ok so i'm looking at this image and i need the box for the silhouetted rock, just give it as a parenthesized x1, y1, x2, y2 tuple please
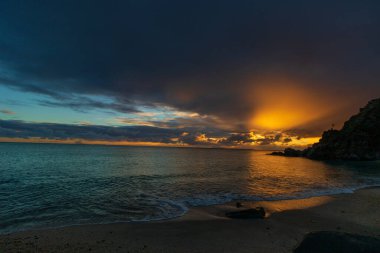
(226, 207, 265, 219)
(270, 98, 380, 160)
(294, 231, 380, 253)
(305, 98, 380, 160)
(269, 151, 285, 156)
(269, 148, 303, 157)
(284, 148, 303, 157)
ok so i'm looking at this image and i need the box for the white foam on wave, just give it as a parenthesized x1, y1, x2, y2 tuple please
(132, 198, 189, 222)
(131, 183, 380, 223)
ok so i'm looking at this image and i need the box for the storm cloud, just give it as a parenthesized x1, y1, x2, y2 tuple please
(0, 120, 184, 143)
(0, 119, 301, 147)
(1, 0, 380, 143)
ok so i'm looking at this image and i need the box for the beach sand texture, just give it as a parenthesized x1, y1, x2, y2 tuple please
(1, 187, 379, 253)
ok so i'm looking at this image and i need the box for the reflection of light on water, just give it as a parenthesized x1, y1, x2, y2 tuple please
(2, 144, 377, 234)
(245, 152, 354, 198)
(252, 196, 333, 215)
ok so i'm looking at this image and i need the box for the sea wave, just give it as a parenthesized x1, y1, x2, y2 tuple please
(131, 182, 380, 222)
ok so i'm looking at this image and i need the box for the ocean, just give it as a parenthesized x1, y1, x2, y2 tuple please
(1, 142, 380, 234)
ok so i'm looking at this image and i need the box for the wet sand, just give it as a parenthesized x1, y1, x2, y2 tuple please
(1, 187, 380, 253)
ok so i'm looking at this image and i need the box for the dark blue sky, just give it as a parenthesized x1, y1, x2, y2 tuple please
(0, 0, 379, 148)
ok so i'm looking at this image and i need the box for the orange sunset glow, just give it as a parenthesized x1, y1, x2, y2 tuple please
(248, 80, 341, 131)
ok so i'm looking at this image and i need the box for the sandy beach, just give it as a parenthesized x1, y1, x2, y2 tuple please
(1, 187, 379, 253)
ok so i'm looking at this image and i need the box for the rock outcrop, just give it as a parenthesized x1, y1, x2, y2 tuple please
(225, 207, 266, 219)
(294, 231, 380, 253)
(270, 98, 380, 160)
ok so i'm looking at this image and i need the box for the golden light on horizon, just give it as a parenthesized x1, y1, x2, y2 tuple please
(251, 109, 307, 130)
(288, 137, 321, 146)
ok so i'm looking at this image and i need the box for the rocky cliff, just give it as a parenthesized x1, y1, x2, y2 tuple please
(271, 98, 380, 160)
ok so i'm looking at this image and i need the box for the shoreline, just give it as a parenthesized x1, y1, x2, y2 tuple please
(178, 185, 380, 221)
(1, 185, 378, 236)
(1, 187, 380, 252)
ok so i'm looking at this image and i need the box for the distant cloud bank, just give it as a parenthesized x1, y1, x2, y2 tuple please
(0, 119, 319, 149)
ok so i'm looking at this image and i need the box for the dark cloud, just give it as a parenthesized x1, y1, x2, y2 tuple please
(0, 119, 230, 145)
(116, 114, 238, 132)
(219, 132, 289, 146)
(0, 119, 182, 143)
(177, 133, 206, 146)
(38, 97, 139, 114)
(1, 0, 380, 132)
(255, 133, 282, 146)
(0, 109, 15, 115)
(0, 119, 314, 148)
(221, 133, 255, 144)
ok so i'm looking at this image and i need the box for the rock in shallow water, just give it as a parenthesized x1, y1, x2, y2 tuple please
(294, 231, 380, 253)
(225, 207, 265, 219)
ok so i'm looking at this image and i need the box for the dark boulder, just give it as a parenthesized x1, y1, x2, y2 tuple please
(294, 231, 380, 253)
(284, 148, 303, 157)
(226, 207, 266, 219)
(269, 148, 304, 157)
(269, 151, 285, 156)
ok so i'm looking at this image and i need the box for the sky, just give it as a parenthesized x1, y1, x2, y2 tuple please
(0, 0, 380, 149)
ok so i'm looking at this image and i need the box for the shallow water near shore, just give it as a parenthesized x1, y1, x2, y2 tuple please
(1, 142, 380, 234)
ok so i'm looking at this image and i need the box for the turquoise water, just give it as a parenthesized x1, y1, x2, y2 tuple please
(1, 143, 380, 234)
